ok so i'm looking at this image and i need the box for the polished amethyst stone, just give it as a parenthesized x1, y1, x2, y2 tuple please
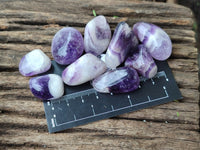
(29, 74, 64, 100)
(133, 22, 172, 61)
(51, 27, 84, 65)
(105, 22, 137, 69)
(84, 15, 111, 55)
(19, 49, 51, 76)
(62, 53, 107, 86)
(92, 67, 139, 93)
(125, 44, 157, 79)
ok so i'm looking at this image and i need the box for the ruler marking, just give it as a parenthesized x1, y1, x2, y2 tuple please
(54, 92, 170, 127)
(151, 78, 155, 85)
(91, 105, 96, 115)
(147, 96, 151, 101)
(128, 95, 133, 106)
(111, 105, 114, 110)
(74, 114, 76, 120)
(51, 118, 55, 128)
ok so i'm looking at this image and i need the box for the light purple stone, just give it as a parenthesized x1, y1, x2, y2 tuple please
(84, 15, 111, 56)
(133, 22, 172, 61)
(62, 53, 107, 86)
(19, 49, 51, 76)
(92, 67, 140, 93)
(51, 27, 84, 65)
(29, 74, 64, 100)
(105, 22, 137, 69)
(125, 44, 157, 79)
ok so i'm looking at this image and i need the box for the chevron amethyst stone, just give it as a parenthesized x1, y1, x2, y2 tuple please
(62, 53, 107, 86)
(19, 49, 51, 76)
(133, 22, 172, 61)
(125, 44, 157, 79)
(51, 27, 84, 65)
(29, 74, 64, 100)
(92, 67, 139, 93)
(84, 15, 111, 56)
(105, 22, 137, 69)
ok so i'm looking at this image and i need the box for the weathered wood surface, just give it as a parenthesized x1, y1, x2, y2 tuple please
(0, 0, 199, 149)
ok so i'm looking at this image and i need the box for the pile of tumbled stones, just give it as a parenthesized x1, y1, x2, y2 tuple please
(19, 15, 172, 100)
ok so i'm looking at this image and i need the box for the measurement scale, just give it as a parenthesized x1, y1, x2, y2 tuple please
(43, 60, 182, 133)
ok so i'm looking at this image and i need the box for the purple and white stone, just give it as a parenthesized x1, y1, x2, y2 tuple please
(51, 27, 84, 65)
(105, 22, 137, 69)
(84, 15, 111, 56)
(19, 49, 51, 76)
(62, 53, 107, 86)
(125, 44, 157, 79)
(133, 22, 172, 61)
(29, 74, 64, 100)
(92, 67, 139, 93)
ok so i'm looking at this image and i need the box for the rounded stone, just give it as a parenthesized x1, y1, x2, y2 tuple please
(51, 27, 84, 65)
(125, 44, 158, 78)
(29, 74, 64, 100)
(92, 67, 140, 93)
(133, 22, 172, 61)
(62, 53, 107, 86)
(84, 15, 111, 56)
(19, 49, 51, 76)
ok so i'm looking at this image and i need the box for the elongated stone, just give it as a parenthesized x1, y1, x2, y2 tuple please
(84, 15, 111, 55)
(62, 53, 107, 86)
(92, 67, 139, 93)
(105, 22, 137, 69)
(133, 22, 172, 61)
(29, 74, 64, 100)
(19, 49, 51, 76)
(125, 44, 157, 78)
(51, 27, 84, 65)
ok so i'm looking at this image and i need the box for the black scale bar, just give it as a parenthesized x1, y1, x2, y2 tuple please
(43, 60, 182, 133)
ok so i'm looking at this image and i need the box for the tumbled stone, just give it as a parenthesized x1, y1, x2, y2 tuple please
(92, 67, 139, 93)
(51, 27, 84, 65)
(84, 15, 111, 56)
(105, 22, 137, 69)
(62, 53, 107, 86)
(133, 22, 172, 61)
(29, 74, 64, 100)
(19, 49, 51, 76)
(125, 44, 157, 79)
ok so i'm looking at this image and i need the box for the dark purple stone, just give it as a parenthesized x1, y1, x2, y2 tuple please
(92, 67, 140, 93)
(51, 27, 84, 65)
(29, 75, 53, 100)
(125, 44, 157, 79)
(105, 22, 138, 69)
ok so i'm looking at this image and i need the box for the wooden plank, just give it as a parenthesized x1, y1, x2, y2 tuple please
(0, 116, 199, 149)
(0, 0, 199, 149)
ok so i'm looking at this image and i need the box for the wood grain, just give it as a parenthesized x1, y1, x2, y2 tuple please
(0, 0, 199, 149)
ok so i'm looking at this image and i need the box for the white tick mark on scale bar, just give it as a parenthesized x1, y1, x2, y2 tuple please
(111, 105, 114, 110)
(91, 105, 96, 115)
(74, 114, 76, 120)
(151, 78, 155, 85)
